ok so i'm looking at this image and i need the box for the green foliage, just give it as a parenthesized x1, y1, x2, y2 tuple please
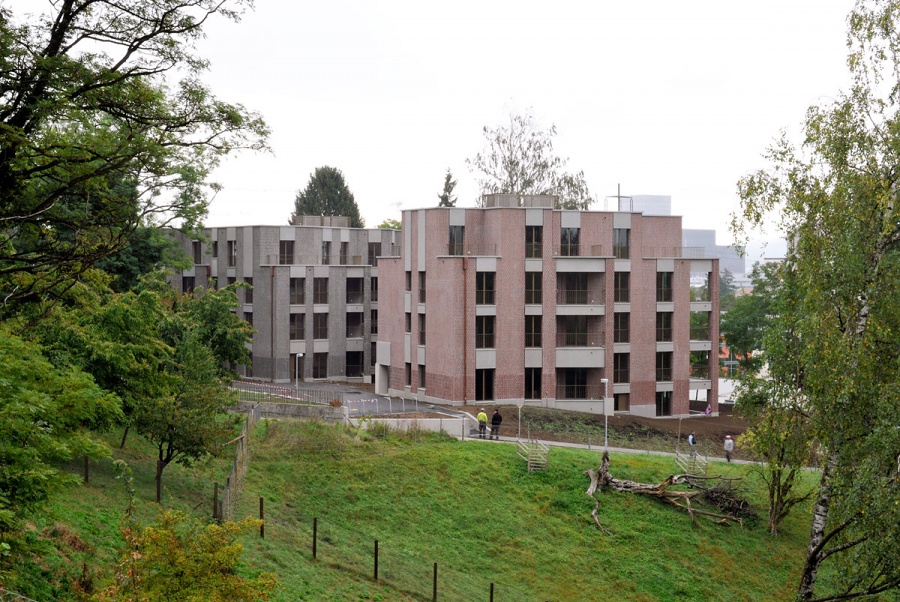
(376, 218, 401, 230)
(719, 262, 781, 367)
(467, 108, 595, 209)
(437, 168, 457, 207)
(734, 1, 900, 597)
(291, 166, 364, 228)
(719, 269, 738, 310)
(95, 227, 189, 293)
(0, 0, 269, 314)
(0, 324, 121, 532)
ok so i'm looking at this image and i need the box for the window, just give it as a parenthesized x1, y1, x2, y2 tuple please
(182, 276, 195, 293)
(321, 241, 331, 265)
(560, 227, 580, 256)
(368, 242, 381, 267)
(346, 352, 363, 377)
(227, 276, 235, 287)
(227, 240, 236, 267)
(212, 241, 218, 258)
(614, 353, 629, 383)
(525, 367, 541, 400)
(526, 225, 543, 258)
(371, 277, 378, 302)
(418, 314, 426, 345)
(558, 315, 588, 346)
(657, 272, 673, 302)
(449, 225, 464, 255)
(475, 368, 494, 401)
(405, 313, 411, 332)
(559, 368, 588, 399)
(615, 393, 630, 412)
(525, 315, 542, 347)
(613, 228, 630, 259)
(525, 272, 542, 304)
(476, 272, 495, 305)
(656, 351, 673, 381)
(418, 365, 426, 389)
(244, 277, 253, 304)
(656, 391, 672, 417)
(313, 278, 328, 304)
(405, 362, 412, 386)
(244, 311, 252, 327)
(614, 312, 629, 343)
(347, 278, 364, 304)
(418, 271, 426, 303)
(290, 278, 305, 304)
(559, 272, 588, 304)
(290, 313, 304, 340)
(405, 271, 411, 291)
(656, 312, 673, 342)
(371, 309, 378, 336)
(313, 353, 328, 379)
(313, 313, 328, 339)
(192, 241, 201, 264)
(347, 312, 364, 338)
(614, 272, 630, 303)
(339, 242, 349, 265)
(475, 315, 495, 348)
(279, 240, 294, 265)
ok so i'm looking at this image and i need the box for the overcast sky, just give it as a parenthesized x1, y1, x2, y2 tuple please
(40, 1, 863, 257)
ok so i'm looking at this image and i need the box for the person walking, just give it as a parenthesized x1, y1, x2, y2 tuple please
(724, 434, 734, 462)
(688, 431, 697, 456)
(476, 408, 488, 439)
(490, 409, 503, 440)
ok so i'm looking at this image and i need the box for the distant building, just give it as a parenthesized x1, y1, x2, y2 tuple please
(169, 217, 401, 383)
(682, 229, 745, 283)
(374, 194, 720, 418)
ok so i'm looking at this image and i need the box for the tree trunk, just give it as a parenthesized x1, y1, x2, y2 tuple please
(797, 454, 835, 600)
(119, 424, 130, 449)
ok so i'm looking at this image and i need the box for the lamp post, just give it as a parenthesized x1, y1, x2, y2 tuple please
(295, 353, 304, 394)
(601, 378, 610, 450)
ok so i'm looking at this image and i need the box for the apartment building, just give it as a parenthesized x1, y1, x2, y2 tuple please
(170, 217, 400, 384)
(374, 194, 719, 418)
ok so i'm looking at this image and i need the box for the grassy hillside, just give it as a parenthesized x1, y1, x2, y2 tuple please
(7, 420, 818, 601)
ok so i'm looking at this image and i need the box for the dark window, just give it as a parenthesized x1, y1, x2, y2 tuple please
(192, 241, 202, 264)
(657, 272, 673, 302)
(347, 278, 364, 304)
(182, 276, 195, 293)
(526, 225, 543, 258)
(371, 277, 378, 302)
(560, 227, 580, 256)
(279, 240, 294, 265)
(321, 241, 331, 265)
(290, 313, 304, 340)
(313, 278, 328, 304)
(244, 277, 253, 304)
(244, 311, 252, 327)
(656, 391, 672, 416)
(615, 393, 630, 412)
(656, 312, 673, 342)
(559, 368, 587, 399)
(614, 312, 629, 343)
(449, 225, 464, 255)
(371, 309, 378, 336)
(418, 364, 426, 388)
(476, 315, 495, 348)
(405, 271, 411, 291)
(212, 241, 218, 258)
(525, 272, 542, 304)
(313, 353, 328, 379)
(525, 315, 542, 347)
(614, 353, 629, 383)
(313, 313, 328, 339)
(525, 367, 541, 400)
(475, 369, 494, 401)
(227, 276, 235, 287)
(559, 273, 588, 304)
(405, 313, 411, 332)
(346, 351, 363, 377)
(476, 272, 495, 305)
(339, 242, 349, 265)
(347, 312, 364, 338)
(368, 242, 381, 266)
(614, 272, 630, 303)
(418, 314, 426, 345)
(405, 362, 412, 386)
(613, 229, 630, 259)
(419, 271, 426, 303)
(290, 278, 305, 304)
(558, 315, 588, 346)
(227, 241, 236, 267)
(656, 351, 673, 381)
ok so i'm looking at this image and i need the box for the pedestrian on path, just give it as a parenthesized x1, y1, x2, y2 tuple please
(688, 431, 697, 456)
(476, 408, 488, 439)
(724, 434, 734, 462)
(490, 409, 502, 440)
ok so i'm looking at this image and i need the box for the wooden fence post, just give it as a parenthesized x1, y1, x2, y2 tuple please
(374, 539, 378, 581)
(312, 517, 318, 559)
(433, 562, 438, 601)
(490, 583, 494, 602)
(259, 497, 264, 538)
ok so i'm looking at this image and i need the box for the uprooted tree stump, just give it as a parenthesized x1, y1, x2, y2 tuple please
(585, 451, 749, 532)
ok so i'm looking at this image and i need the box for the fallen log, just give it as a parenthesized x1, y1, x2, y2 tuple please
(585, 451, 745, 530)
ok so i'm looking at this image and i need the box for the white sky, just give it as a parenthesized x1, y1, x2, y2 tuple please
(34, 0, 862, 256)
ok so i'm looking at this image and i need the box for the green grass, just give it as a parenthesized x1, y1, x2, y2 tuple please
(6, 420, 819, 601)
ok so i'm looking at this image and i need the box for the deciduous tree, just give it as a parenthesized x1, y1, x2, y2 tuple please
(467, 109, 594, 209)
(291, 166, 364, 228)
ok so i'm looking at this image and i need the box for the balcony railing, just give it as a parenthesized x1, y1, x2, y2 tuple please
(555, 384, 605, 400)
(690, 327, 710, 340)
(556, 288, 605, 305)
(690, 363, 711, 379)
(346, 291, 364, 304)
(553, 244, 607, 257)
(555, 331, 605, 347)
(445, 243, 498, 256)
(641, 246, 706, 258)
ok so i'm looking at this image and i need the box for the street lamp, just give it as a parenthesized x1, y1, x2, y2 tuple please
(295, 353, 304, 394)
(601, 378, 610, 450)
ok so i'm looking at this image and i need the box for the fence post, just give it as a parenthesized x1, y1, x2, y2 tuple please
(374, 539, 378, 581)
(313, 517, 318, 559)
(490, 583, 494, 602)
(433, 562, 438, 601)
(259, 497, 264, 538)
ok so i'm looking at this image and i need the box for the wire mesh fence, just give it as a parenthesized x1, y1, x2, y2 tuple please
(219, 403, 260, 521)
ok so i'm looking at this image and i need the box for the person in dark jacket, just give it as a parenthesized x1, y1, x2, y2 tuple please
(490, 409, 502, 440)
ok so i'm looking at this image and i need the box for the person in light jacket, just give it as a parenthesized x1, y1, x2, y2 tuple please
(476, 408, 488, 439)
(490, 409, 502, 440)
(724, 434, 735, 462)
